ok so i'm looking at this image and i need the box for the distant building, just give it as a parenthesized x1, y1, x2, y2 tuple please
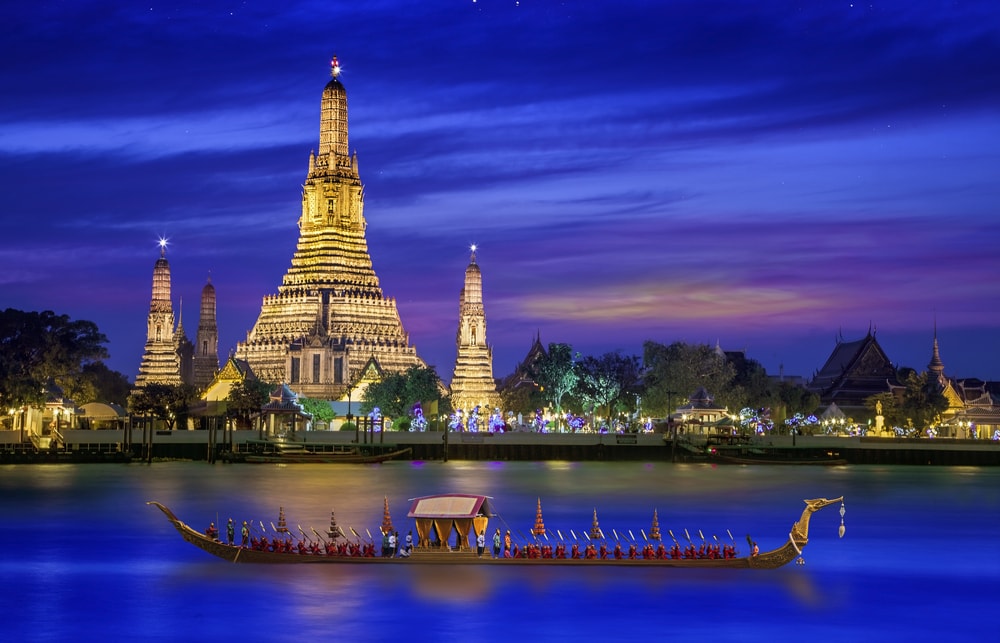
(674, 387, 731, 435)
(236, 57, 422, 399)
(449, 247, 500, 412)
(808, 329, 899, 418)
(192, 277, 219, 390)
(922, 330, 1000, 437)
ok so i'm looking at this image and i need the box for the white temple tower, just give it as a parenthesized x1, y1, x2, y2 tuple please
(449, 246, 500, 412)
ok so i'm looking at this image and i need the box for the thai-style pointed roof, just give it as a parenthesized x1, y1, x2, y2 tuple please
(327, 509, 342, 541)
(532, 498, 546, 536)
(589, 508, 604, 540)
(808, 331, 899, 411)
(650, 509, 661, 541)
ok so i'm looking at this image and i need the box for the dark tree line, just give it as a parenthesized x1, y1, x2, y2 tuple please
(0, 308, 128, 408)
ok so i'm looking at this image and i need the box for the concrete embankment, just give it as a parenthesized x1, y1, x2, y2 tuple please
(0, 430, 997, 465)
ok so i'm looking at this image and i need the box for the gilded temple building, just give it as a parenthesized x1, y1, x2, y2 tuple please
(236, 58, 422, 399)
(135, 243, 193, 388)
(921, 330, 1000, 437)
(449, 247, 500, 412)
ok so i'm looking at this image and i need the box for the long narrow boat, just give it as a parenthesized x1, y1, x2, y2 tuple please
(242, 447, 411, 464)
(148, 495, 844, 569)
(710, 452, 848, 466)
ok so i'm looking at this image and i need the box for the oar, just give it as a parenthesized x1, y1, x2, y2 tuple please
(570, 529, 579, 541)
(338, 526, 348, 539)
(641, 529, 649, 542)
(311, 527, 328, 545)
(628, 529, 636, 543)
(727, 529, 736, 546)
(298, 525, 313, 543)
(698, 529, 706, 544)
(683, 529, 693, 544)
(366, 528, 374, 543)
(557, 529, 565, 542)
(667, 529, 679, 546)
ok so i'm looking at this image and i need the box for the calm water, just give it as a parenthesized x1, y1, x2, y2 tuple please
(1, 461, 997, 642)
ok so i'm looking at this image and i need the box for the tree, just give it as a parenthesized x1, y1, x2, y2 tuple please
(642, 341, 735, 416)
(721, 358, 771, 412)
(128, 383, 199, 430)
(61, 362, 132, 407)
(899, 371, 949, 431)
(500, 382, 544, 419)
(530, 343, 578, 421)
(576, 352, 641, 423)
(361, 365, 444, 419)
(0, 308, 110, 409)
(225, 379, 273, 429)
(775, 381, 819, 421)
(299, 397, 335, 426)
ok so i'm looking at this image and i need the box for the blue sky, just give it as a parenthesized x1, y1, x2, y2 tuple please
(2, 1, 998, 383)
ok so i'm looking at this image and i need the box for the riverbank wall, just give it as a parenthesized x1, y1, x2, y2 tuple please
(1, 430, 998, 465)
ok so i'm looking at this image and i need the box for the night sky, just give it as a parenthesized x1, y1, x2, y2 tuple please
(3, 1, 999, 385)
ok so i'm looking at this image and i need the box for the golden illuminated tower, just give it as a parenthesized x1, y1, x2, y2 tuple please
(236, 57, 422, 398)
(136, 240, 188, 387)
(449, 246, 500, 412)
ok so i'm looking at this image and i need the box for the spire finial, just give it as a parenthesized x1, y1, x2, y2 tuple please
(157, 236, 168, 258)
(469, 243, 478, 264)
(330, 55, 341, 78)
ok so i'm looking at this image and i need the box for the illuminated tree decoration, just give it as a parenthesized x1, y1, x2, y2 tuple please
(448, 409, 465, 431)
(739, 407, 773, 435)
(410, 402, 427, 432)
(566, 412, 586, 432)
(488, 407, 505, 433)
(467, 405, 481, 433)
(531, 408, 548, 433)
(784, 413, 818, 435)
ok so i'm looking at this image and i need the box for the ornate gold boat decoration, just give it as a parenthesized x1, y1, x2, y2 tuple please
(148, 495, 844, 569)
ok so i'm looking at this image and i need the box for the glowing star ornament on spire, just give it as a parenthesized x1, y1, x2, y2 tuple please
(158, 236, 168, 257)
(330, 55, 341, 78)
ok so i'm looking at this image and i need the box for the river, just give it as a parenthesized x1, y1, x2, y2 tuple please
(1, 461, 996, 642)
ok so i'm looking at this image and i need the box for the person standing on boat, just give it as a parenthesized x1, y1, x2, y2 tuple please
(240, 521, 249, 548)
(503, 530, 512, 558)
(476, 531, 485, 558)
(226, 518, 235, 546)
(492, 528, 501, 558)
(388, 531, 397, 557)
(405, 530, 413, 554)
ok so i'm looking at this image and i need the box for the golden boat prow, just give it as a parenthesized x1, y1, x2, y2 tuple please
(147, 495, 844, 569)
